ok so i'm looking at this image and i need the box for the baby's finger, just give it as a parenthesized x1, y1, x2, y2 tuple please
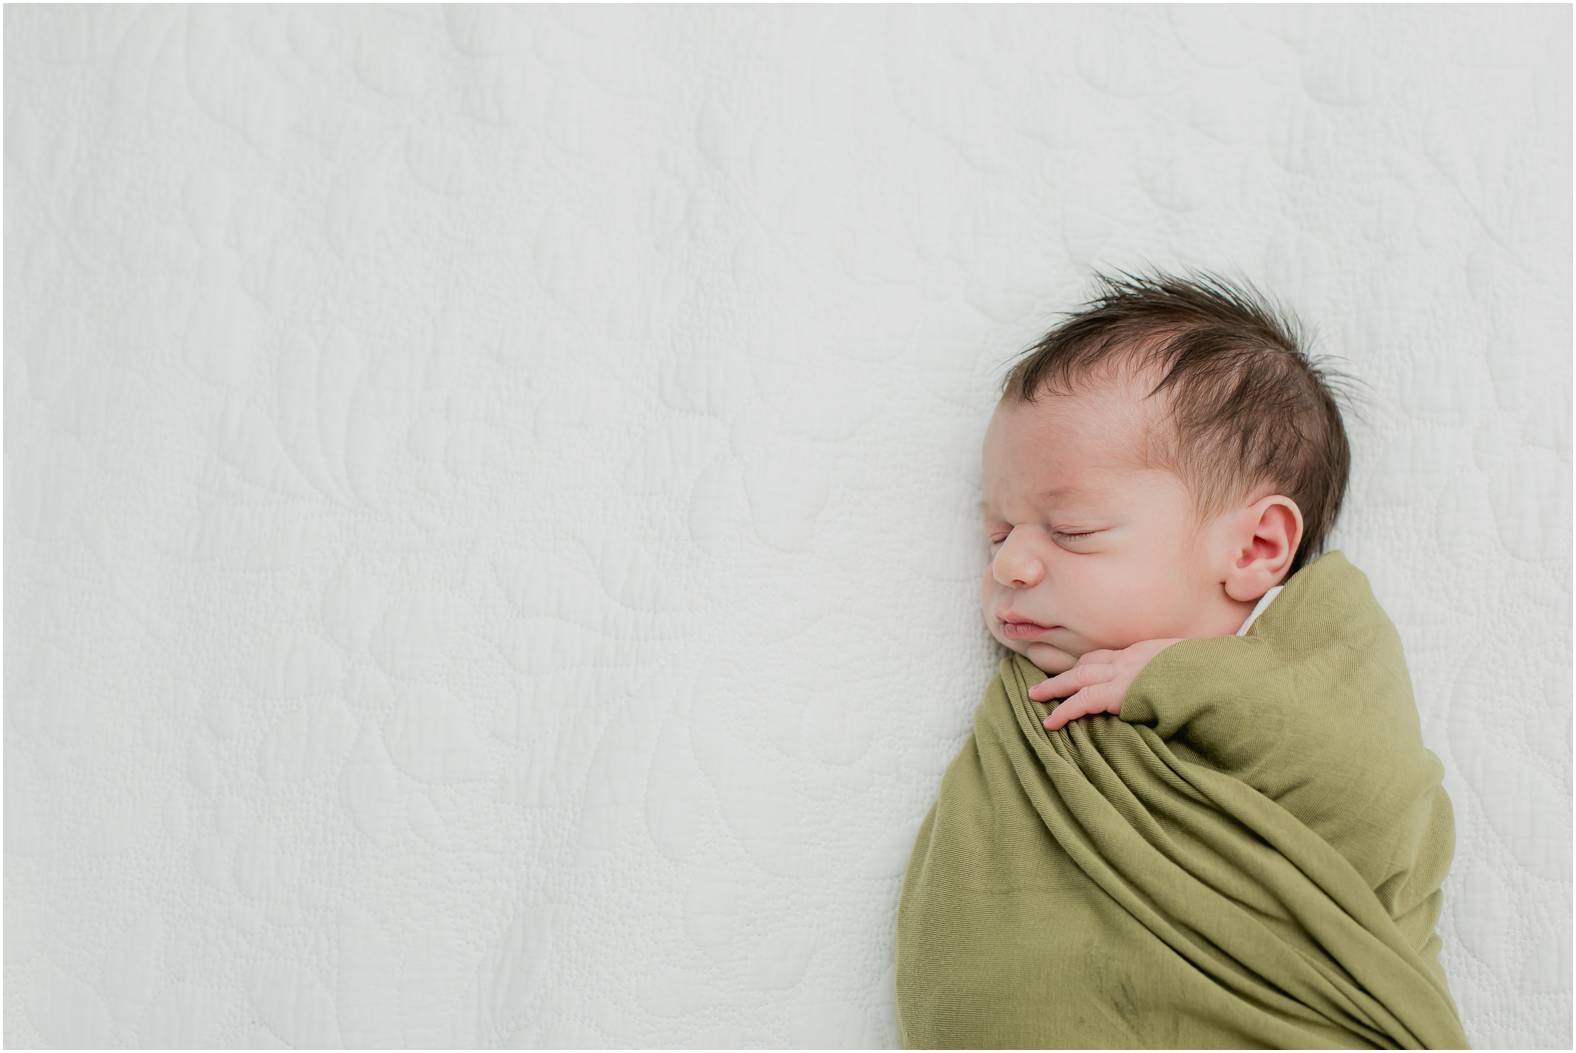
(1043, 694, 1094, 730)
(1028, 674, 1068, 700)
(1042, 684, 1119, 731)
(1030, 667, 1086, 700)
(1030, 662, 1109, 701)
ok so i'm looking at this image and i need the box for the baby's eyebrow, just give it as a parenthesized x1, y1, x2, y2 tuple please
(978, 484, 1087, 513)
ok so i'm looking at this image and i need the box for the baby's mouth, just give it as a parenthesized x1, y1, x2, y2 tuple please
(1000, 619, 1059, 638)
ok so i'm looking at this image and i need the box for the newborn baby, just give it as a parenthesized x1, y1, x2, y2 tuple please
(897, 268, 1470, 1050)
(977, 276, 1343, 731)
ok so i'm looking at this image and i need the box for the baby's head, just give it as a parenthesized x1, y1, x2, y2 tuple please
(979, 267, 1363, 673)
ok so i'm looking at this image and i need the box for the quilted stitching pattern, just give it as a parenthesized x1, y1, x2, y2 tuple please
(4, 6, 1568, 1048)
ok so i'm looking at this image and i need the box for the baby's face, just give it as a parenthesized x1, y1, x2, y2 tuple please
(977, 378, 1245, 675)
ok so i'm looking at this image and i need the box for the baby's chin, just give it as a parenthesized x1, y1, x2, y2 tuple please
(1002, 638, 1081, 675)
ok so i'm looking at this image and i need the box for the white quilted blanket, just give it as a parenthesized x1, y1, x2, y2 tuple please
(5, 5, 1568, 1048)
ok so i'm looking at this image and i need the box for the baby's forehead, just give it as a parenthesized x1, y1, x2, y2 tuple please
(990, 389, 1155, 464)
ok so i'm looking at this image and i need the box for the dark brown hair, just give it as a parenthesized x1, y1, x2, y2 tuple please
(995, 265, 1370, 579)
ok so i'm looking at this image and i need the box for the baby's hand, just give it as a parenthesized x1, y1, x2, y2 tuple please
(1028, 637, 1187, 731)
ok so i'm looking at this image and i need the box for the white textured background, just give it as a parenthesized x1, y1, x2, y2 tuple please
(4, 5, 1570, 1049)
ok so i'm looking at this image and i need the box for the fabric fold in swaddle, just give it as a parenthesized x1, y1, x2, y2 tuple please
(894, 550, 1470, 1049)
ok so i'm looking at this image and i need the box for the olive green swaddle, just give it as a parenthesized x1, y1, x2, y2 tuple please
(894, 550, 1469, 1049)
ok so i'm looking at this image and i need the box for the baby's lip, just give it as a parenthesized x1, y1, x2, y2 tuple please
(998, 611, 1056, 628)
